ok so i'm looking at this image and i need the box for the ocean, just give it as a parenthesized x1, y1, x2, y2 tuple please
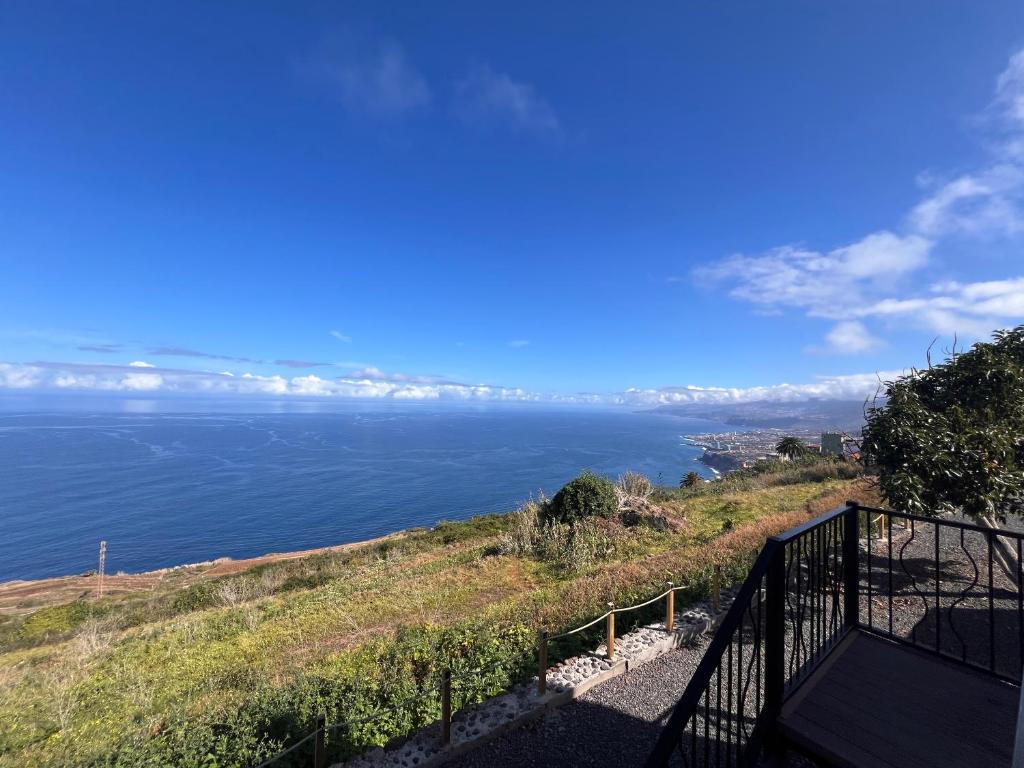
(0, 403, 724, 582)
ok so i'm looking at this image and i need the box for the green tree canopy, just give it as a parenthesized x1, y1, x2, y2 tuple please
(681, 471, 702, 488)
(862, 326, 1024, 522)
(775, 436, 807, 460)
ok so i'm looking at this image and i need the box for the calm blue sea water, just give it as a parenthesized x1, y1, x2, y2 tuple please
(0, 405, 723, 582)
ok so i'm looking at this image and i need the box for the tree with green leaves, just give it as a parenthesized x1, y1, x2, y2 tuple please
(681, 471, 702, 488)
(862, 326, 1024, 574)
(775, 436, 807, 460)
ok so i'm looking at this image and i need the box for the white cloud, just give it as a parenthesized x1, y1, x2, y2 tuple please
(909, 164, 1024, 237)
(508, 339, 530, 348)
(613, 370, 902, 407)
(818, 321, 884, 355)
(329, 330, 352, 343)
(321, 39, 430, 117)
(697, 231, 931, 318)
(694, 47, 1024, 346)
(849, 276, 1024, 336)
(995, 49, 1024, 132)
(121, 373, 164, 391)
(0, 362, 42, 389)
(128, 360, 156, 368)
(0, 358, 914, 408)
(455, 65, 560, 135)
(350, 366, 387, 379)
(0, 361, 543, 403)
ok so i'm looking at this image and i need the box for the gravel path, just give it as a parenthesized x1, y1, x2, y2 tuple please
(448, 639, 707, 768)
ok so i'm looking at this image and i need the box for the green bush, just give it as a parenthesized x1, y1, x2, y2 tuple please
(19, 600, 96, 641)
(546, 471, 617, 523)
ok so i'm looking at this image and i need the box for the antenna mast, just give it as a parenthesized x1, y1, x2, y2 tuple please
(97, 540, 106, 599)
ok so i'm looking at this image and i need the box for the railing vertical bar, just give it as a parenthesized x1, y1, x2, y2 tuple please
(810, 527, 817, 667)
(716, 663, 722, 767)
(1018, 537, 1023, 678)
(960, 529, 969, 663)
(990, 531, 996, 672)
(313, 714, 326, 768)
(756, 574, 762, 718)
(935, 522, 941, 654)
(867, 509, 873, 630)
(821, 523, 827, 648)
(765, 541, 785, 758)
(843, 502, 860, 631)
(796, 537, 803, 674)
(691, 705, 698, 768)
(704, 686, 710, 768)
(737, 603, 745, 757)
(910, 518, 919, 645)
(441, 669, 452, 746)
(833, 517, 841, 633)
(726, 639, 733, 768)
(887, 513, 894, 638)
(821, 521, 828, 646)
(816, 525, 823, 659)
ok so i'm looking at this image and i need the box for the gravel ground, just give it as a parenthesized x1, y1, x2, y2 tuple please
(448, 639, 707, 768)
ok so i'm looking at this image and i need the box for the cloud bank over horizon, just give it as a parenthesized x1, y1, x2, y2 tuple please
(0, 359, 906, 407)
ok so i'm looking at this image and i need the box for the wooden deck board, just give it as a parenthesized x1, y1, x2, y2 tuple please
(778, 631, 1018, 768)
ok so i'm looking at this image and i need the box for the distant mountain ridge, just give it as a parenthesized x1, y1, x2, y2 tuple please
(648, 399, 867, 433)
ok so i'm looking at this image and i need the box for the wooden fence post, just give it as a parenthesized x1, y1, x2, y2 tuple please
(665, 582, 674, 633)
(712, 566, 721, 612)
(313, 713, 326, 768)
(441, 669, 452, 746)
(606, 603, 615, 660)
(537, 631, 548, 696)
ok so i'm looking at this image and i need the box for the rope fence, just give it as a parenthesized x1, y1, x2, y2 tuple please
(251, 567, 726, 767)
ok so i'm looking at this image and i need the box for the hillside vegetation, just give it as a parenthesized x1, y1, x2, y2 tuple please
(0, 459, 873, 768)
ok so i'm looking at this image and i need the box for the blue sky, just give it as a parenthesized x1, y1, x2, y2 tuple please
(2, 2, 1024, 405)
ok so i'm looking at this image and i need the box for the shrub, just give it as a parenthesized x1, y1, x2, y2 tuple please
(546, 471, 617, 524)
(617, 471, 652, 499)
(497, 500, 544, 556)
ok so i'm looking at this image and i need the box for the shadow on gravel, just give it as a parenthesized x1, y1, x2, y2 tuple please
(445, 699, 667, 768)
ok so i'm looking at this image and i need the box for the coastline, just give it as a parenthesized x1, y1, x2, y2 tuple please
(0, 529, 409, 617)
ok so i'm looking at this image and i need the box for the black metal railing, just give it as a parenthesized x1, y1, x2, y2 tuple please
(648, 500, 1024, 767)
(856, 504, 1024, 684)
(646, 503, 854, 767)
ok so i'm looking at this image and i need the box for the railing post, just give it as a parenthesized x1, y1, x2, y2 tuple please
(313, 713, 326, 768)
(665, 582, 674, 633)
(606, 603, 615, 660)
(843, 500, 860, 631)
(537, 631, 548, 696)
(764, 541, 786, 755)
(441, 669, 452, 746)
(712, 565, 722, 612)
